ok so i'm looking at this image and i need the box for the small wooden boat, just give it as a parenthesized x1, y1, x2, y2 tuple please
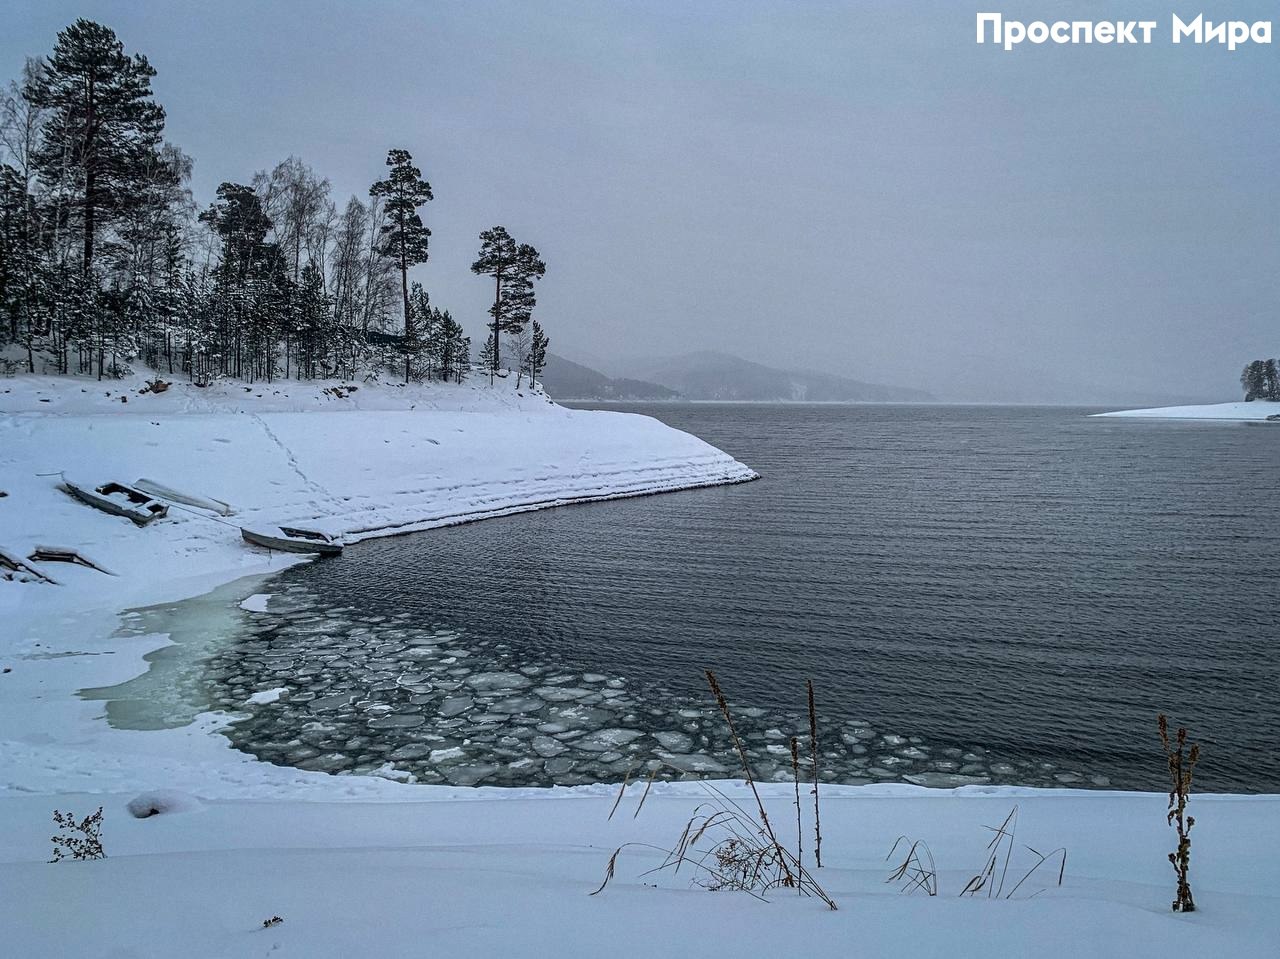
(134, 478, 234, 516)
(241, 525, 343, 556)
(28, 545, 116, 575)
(1, 548, 58, 584)
(63, 480, 169, 525)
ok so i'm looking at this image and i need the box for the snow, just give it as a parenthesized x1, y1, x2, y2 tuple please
(1, 372, 755, 624)
(1093, 400, 1280, 421)
(245, 687, 288, 705)
(238, 592, 272, 612)
(2, 785, 1278, 957)
(3, 373, 1278, 956)
(124, 789, 203, 819)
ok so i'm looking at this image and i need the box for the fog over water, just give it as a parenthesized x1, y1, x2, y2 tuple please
(6, 1, 1277, 402)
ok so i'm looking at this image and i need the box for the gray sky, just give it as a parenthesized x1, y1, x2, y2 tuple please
(6, 1, 1278, 402)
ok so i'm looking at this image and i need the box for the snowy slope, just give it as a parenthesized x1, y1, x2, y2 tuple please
(1093, 400, 1280, 421)
(1, 373, 756, 624)
(0, 372, 754, 797)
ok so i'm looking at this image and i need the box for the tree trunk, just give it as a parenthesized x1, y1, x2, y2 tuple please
(491, 272, 501, 371)
(400, 240, 411, 383)
(83, 74, 96, 274)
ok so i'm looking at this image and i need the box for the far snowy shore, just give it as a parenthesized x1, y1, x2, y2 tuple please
(1093, 400, 1280, 421)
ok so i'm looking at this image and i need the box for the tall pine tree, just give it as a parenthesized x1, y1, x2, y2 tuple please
(471, 226, 545, 373)
(369, 148, 431, 381)
(26, 19, 165, 275)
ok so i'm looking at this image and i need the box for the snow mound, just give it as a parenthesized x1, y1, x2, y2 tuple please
(125, 790, 203, 819)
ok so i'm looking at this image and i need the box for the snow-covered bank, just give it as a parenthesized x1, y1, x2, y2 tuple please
(2, 783, 1277, 957)
(1093, 400, 1280, 421)
(0, 373, 753, 798)
(2, 373, 756, 622)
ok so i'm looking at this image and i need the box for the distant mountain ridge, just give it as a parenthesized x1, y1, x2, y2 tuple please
(627, 351, 933, 402)
(540, 353, 677, 401)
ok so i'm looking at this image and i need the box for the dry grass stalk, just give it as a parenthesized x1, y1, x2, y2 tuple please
(885, 836, 938, 896)
(807, 679, 823, 868)
(606, 765, 634, 821)
(704, 669, 796, 889)
(1158, 713, 1200, 912)
(961, 805, 1019, 898)
(790, 736, 803, 879)
(1004, 845, 1067, 900)
(592, 673, 839, 909)
(592, 769, 837, 909)
(958, 804, 1066, 900)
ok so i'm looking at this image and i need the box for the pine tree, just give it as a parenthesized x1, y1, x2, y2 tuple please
(1242, 360, 1268, 401)
(199, 182, 288, 380)
(0, 163, 36, 368)
(527, 319, 549, 388)
(453, 329, 471, 384)
(406, 281, 430, 381)
(26, 19, 166, 275)
(296, 261, 330, 378)
(1264, 359, 1280, 401)
(369, 148, 431, 381)
(506, 242, 546, 335)
(471, 227, 545, 371)
(435, 309, 467, 383)
(478, 335, 497, 383)
(471, 226, 515, 370)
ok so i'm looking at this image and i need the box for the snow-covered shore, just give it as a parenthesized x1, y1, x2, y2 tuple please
(4, 375, 1278, 957)
(2, 373, 756, 622)
(1, 372, 755, 798)
(1093, 400, 1280, 421)
(3, 783, 1277, 957)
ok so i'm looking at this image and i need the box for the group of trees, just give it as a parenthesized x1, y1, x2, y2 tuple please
(0, 19, 549, 387)
(1240, 359, 1280, 401)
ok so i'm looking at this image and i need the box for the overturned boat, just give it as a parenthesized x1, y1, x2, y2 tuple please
(241, 524, 343, 556)
(63, 480, 169, 526)
(28, 546, 116, 575)
(134, 478, 234, 516)
(1, 548, 58, 584)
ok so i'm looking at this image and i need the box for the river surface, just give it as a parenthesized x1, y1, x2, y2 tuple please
(99, 404, 1280, 792)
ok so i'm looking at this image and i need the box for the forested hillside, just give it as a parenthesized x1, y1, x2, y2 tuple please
(0, 20, 548, 387)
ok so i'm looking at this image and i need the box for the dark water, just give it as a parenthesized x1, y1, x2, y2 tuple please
(212, 405, 1280, 792)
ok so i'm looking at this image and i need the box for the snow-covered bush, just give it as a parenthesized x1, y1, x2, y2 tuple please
(126, 790, 203, 819)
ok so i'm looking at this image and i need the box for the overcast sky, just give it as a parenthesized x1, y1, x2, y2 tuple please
(6, 1, 1277, 402)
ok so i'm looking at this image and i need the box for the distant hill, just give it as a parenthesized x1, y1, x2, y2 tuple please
(540, 353, 678, 401)
(627, 351, 933, 402)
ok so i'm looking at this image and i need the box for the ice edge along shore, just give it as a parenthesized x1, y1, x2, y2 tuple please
(1, 373, 752, 799)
